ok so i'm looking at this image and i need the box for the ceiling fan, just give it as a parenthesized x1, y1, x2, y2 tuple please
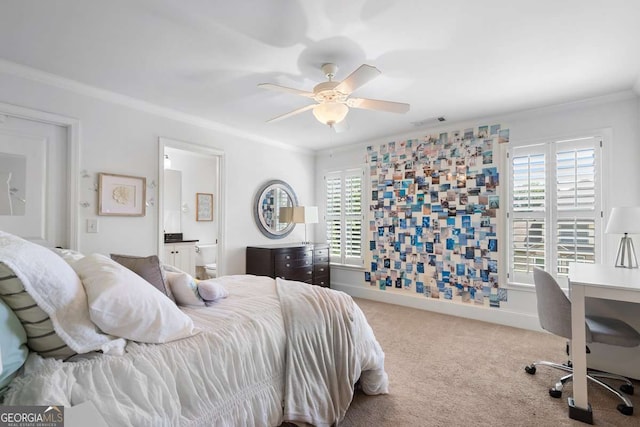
(258, 63, 410, 132)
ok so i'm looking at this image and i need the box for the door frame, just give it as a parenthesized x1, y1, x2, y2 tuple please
(158, 137, 226, 277)
(0, 102, 80, 249)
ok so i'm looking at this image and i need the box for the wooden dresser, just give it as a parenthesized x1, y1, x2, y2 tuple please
(246, 243, 330, 287)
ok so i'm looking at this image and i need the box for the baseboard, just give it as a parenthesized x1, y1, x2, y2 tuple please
(333, 281, 543, 332)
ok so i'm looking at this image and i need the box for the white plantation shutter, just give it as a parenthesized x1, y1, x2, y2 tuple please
(512, 219, 545, 273)
(344, 174, 362, 260)
(326, 175, 342, 258)
(509, 136, 602, 287)
(556, 218, 596, 275)
(512, 153, 545, 212)
(556, 147, 596, 210)
(325, 169, 364, 265)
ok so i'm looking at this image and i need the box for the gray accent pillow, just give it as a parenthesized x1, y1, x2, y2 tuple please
(110, 254, 175, 302)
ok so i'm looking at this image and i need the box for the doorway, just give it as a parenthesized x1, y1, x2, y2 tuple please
(0, 105, 79, 248)
(158, 137, 225, 277)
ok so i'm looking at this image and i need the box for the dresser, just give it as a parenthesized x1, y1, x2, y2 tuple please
(246, 243, 330, 287)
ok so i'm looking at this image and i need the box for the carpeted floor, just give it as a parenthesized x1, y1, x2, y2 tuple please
(339, 298, 640, 427)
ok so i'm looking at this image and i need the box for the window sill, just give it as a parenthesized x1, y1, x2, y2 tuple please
(330, 263, 365, 272)
(507, 281, 569, 293)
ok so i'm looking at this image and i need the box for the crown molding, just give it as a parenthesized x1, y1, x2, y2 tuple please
(0, 59, 312, 154)
(318, 89, 639, 156)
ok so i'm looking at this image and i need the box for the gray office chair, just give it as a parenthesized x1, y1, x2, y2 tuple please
(525, 267, 640, 416)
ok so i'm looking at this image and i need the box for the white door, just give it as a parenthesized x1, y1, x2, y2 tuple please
(0, 114, 68, 247)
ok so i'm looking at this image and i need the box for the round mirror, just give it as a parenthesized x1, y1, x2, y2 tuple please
(253, 180, 298, 239)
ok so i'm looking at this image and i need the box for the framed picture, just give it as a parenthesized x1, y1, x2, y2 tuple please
(196, 192, 213, 221)
(98, 173, 146, 216)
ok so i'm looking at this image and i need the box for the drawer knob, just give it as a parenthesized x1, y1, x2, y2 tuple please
(286, 263, 291, 267)
(320, 268, 325, 272)
(307, 271, 312, 275)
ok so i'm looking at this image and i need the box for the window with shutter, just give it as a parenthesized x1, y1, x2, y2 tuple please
(325, 169, 364, 266)
(508, 136, 602, 287)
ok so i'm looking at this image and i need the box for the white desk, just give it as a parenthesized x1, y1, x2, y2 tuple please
(568, 263, 640, 423)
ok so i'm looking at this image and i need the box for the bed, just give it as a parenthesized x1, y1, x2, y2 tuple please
(0, 231, 388, 426)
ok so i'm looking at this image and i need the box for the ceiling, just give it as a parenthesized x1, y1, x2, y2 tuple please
(1, 0, 640, 151)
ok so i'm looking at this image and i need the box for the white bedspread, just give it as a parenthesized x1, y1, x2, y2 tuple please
(3, 275, 388, 426)
(277, 278, 388, 426)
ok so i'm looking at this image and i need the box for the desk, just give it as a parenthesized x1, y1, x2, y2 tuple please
(568, 263, 640, 423)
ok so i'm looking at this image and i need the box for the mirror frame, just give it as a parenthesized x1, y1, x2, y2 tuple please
(253, 179, 298, 239)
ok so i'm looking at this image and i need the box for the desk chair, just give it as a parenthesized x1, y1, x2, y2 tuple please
(525, 267, 640, 416)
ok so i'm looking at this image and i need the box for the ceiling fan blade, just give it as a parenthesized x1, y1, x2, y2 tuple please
(331, 119, 349, 133)
(266, 104, 316, 123)
(347, 97, 410, 114)
(258, 83, 314, 98)
(334, 64, 381, 94)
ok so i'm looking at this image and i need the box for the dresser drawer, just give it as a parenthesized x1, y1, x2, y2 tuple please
(275, 250, 313, 262)
(313, 264, 329, 276)
(314, 274, 330, 287)
(313, 248, 329, 260)
(276, 266, 313, 282)
(276, 257, 313, 270)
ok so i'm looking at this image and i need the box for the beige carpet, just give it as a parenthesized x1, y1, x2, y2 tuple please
(339, 298, 640, 427)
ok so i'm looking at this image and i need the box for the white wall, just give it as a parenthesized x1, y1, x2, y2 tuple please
(316, 92, 640, 377)
(0, 71, 315, 275)
(316, 92, 640, 320)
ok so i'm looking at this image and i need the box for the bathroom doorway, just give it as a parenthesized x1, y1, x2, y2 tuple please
(158, 137, 225, 278)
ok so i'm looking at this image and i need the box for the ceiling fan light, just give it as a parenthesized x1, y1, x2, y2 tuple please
(313, 102, 349, 126)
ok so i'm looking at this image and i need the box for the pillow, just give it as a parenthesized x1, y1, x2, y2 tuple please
(110, 254, 174, 302)
(51, 248, 86, 265)
(0, 231, 124, 357)
(0, 263, 75, 359)
(165, 272, 205, 307)
(0, 298, 28, 389)
(197, 279, 229, 304)
(73, 254, 197, 343)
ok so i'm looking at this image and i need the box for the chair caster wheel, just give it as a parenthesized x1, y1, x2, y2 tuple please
(525, 365, 536, 375)
(617, 404, 633, 416)
(620, 384, 634, 395)
(549, 388, 562, 398)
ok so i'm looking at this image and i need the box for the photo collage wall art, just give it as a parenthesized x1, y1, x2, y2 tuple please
(365, 125, 509, 308)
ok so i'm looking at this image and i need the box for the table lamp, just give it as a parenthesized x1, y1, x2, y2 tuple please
(605, 206, 640, 268)
(291, 206, 319, 244)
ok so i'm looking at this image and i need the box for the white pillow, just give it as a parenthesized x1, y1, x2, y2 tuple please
(0, 231, 125, 356)
(51, 248, 86, 265)
(165, 272, 205, 307)
(73, 254, 198, 343)
(198, 279, 229, 304)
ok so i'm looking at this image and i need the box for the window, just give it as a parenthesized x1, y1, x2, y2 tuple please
(508, 136, 603, 287)
(325, 169, 364, 266)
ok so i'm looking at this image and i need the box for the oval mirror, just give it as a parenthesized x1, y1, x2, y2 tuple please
(253, 180, 298, 239)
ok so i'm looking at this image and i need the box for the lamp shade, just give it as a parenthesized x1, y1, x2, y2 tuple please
(291, 206, 319, 224)
(605, 207, 640, 234)
(278, 207, 293, 223)
(312, 103, 348, 126)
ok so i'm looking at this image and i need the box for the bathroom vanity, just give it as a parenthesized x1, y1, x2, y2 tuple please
(164, 233, 198, 276)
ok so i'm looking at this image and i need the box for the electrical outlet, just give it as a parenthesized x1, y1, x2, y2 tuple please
(87, 219, 99, 233)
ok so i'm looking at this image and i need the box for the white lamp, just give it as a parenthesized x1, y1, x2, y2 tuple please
(605, 206, 640, 268)
(291, 206, 319, 244)
(313, 103, 348, 128)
